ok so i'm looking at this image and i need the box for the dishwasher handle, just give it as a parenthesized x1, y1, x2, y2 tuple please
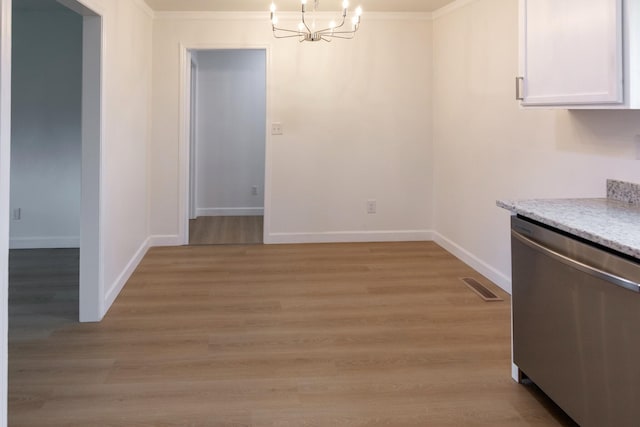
(512, 230, 640, 293)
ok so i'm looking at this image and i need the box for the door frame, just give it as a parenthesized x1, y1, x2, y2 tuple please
(0, 0, 11, 424)
(178, 43, 271, 245)
(55, 0, 105, 322)
(188, 58, 197, 221)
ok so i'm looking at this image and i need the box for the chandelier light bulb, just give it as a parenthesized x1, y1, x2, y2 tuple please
(356, 6, 362, 16)
(342, 0, 349, 9)
(272, 16, 278, 25)
(270, 3, 276, 12)
(298, 22, 305, 31)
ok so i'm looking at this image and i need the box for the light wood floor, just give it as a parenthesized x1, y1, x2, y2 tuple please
(189, 216, 263, 245)
(8, 242, 577, 426)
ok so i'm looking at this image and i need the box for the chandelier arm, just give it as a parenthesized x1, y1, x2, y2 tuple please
(301, 10, 313, 35)
(314, 14, 347, 34)
(326, 29, 357, 35)
(273, 26, 304, 34)
(274, 34, 304, 39)
(323, 33, 356, 40)
(333, 14, 348, 30)
(273, 31, 305, 39)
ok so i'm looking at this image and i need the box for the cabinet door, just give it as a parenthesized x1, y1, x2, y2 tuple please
(520, 0, 623, 106)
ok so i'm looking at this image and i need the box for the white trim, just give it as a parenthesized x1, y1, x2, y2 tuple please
(58, 0, 103, 16)
(263, 45, 273, 250)
(76, 2, 104, 323)
(0, 1, 10, 425)
(512, 363, 520, 382)
(132, 0, 154, 19)
(432, 0, 477, 19)
(178, 44, 190, 245)
(432, 231, 512, 294)
(264, 230, 434, 245)
(154, 11, 433, 21)
(149, 234, 182, 247)
(9, 236, 80, 249)
(196, 207, 264, 217)
(103, 237, 150, 317)
(178, 43, 272, 246)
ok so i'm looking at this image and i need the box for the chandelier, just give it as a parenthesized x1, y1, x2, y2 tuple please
(270, 0, 363, 42)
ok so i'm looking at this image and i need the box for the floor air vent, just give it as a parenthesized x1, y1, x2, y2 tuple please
(461, 277, 503, 302)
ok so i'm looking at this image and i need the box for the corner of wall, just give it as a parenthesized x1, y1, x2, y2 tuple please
(432, 0, 478, 20)
(132, 0, 154, 20)
(433, 231, 512, 294)
(102, 236, 151, 317)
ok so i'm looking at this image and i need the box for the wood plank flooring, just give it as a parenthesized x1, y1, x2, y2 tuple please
(189, 216, 263, 245)
(8, 242, 577, 426)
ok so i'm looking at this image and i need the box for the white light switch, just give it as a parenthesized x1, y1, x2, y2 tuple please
(271, 123, 283, 135)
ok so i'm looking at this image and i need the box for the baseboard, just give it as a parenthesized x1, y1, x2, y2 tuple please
(103, 236, 150, 316)
(9, 236, 80, 249)
(149, 234, 182, 247)
(264, 230, 434, 244)
(433, 231, 512, 294)
(196, 207, 264, 217)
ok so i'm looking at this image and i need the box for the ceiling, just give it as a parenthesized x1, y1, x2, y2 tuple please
(142, 0, 458, 12)
(13, 0, 457, 13)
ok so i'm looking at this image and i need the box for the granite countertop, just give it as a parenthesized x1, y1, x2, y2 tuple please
(497, 180, 640, 260)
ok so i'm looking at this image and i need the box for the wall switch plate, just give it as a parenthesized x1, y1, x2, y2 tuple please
(252, 185, 258, 195)
(13, 208, 21, 220)
(367, 199, 377, 214)
(271, 122, 283, 135)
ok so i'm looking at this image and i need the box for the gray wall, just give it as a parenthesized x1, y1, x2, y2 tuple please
(10, 4, 82, 248)
(194, 49, 266, 217)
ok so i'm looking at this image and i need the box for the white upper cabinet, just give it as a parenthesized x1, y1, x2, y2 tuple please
(518, 0, 640, 109)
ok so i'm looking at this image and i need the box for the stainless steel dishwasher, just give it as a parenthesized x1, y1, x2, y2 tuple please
(511, 216, 640, 427)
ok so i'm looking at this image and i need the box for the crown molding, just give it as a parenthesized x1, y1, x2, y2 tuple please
(133, 0, 155, 19)
(153, 11, 433, 21)
(432, 0, 477, 19)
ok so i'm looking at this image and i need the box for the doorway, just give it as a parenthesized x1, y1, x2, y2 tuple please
(8, 0, 102, 324)
(187, 49, 267, 246)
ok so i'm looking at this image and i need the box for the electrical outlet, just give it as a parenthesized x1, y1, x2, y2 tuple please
(13, 208, 21, 220)
(252, 185, 258, 196)
(367, 199, 377, 214)
(271, 122, 283, 135)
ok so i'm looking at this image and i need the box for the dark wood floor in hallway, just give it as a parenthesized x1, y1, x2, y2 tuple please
(8, 242, 577, 426)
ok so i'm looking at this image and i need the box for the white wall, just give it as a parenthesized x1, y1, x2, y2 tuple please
(7, 0, 153, 318)
(81, 0, 153, 314)
(432, 0, 640, 293)
(194, 49, 266, 217)
(10, 6, 82, 249)
(0, 0, 152, 421)
(150, 13, 434, 244)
